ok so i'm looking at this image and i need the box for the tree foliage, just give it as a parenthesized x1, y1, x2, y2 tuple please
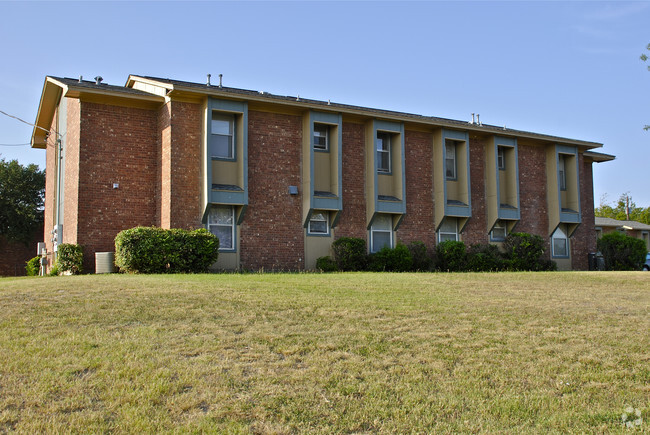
(595, 193, 650, 225)
(0, 158, 45, 244)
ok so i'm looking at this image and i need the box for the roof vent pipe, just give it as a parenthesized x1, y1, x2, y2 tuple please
(94, 76, 103, 85)
(471, 113, 475, 124)
(477, 114, 481, 125)
(219, 74, 222, 88)
(79, 76, 83, 83)
(207, 74, 211, 86)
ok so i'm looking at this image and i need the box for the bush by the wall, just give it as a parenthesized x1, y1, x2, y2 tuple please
(503, 232, 547, 271)
(57, 243, 84, 275)
(115, 227, 219, 274)
(368, 244, 413, 272)
(466, 244, 505, 272)
(435, 240, 467, 272)
(25, 256, 40, 276)
(407, 241, 432, 271)
(332, 237, 367, 271)
(597, 232, 647, 271)
(316, 256, 338, 272)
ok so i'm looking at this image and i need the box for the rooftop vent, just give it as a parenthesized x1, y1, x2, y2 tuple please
(94, 76, 103, 85)
(207, 74, 211, 86)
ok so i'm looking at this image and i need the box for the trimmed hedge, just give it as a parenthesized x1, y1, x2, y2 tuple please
(315, 256, 338, 272)
(407, 241, 432, 271)
(57, 243, 84, 275)
(503, 232, 550, 271)
(435, 240, 467, 272)
(368, 243, 413, 272)
(466, 243, 506, 272)
(115, 227, 219, 274)
(597, 232, 647, 271)
(332, 237, 367, 271)
(25, 256, 40, 276)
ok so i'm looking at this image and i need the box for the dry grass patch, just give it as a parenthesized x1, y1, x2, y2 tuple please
(0, 272, 648, 433)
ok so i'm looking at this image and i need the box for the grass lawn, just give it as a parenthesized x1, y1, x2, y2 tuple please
(0, 272, 648, 433)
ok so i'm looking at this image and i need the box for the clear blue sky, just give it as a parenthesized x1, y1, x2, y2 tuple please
(1, 1, 648, 206)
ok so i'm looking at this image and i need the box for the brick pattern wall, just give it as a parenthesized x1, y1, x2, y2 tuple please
(158, 102, 171, 228)
(76, 101, 158, 272)
(0, 227, 42, 276)
(336, 122, 367, 241)
(43, 107, 58, 259)
(399, 130, 435, 247)
(462, 137, 489, 246)
(64, 98, 81, 244)
(240, 110, 304, 270)
(571, 155, 595, 270)
(516, 143, 551, 256)
(169, 101, 202, 229)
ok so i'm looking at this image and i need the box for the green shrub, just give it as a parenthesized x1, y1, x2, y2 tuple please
(466, 244, 505, 272)
(368, 244, 413, 272)
(435, 240, 467, 272)
(48, 263, 59, 276)
(332, 237, 367, 271)
(25, 256, 40, 276)
(597, 232, 647, 271)
(57, 243, 84, 275)
(315, 256, 338, 272)
(115, 227, 219, 274)
(503, 232, 547, 271)
(407, 241, 432, 271)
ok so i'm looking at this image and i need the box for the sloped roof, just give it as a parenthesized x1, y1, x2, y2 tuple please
(595, 217, 650, 231)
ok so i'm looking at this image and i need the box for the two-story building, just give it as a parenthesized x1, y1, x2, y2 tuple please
(31, 75, 614, 272)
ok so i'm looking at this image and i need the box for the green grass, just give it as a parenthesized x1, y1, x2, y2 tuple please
(0, 272, 648, 433)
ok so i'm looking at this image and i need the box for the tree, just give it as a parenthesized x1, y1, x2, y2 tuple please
(595, 193, 650, 225)
(0, 158, 45, 244)
(642, 43, 650, 131)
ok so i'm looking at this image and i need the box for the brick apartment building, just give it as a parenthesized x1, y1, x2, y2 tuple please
(31, 75, 613, 272)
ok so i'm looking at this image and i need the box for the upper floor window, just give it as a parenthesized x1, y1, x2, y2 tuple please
(490, 220, 507, 241)
(208, 205, 235, 251)
(211, 113, 234, 159)
(370, 214, 393, 252)
(438, 217, 459, 243)
(558, 154, 567, 191)
(377, 132, 391, 173)
(497, 147, 505, 170)
(445, 142, 457, 180)
(313, 124, 329, 151)
(552, 225, 569, 257)
(308, 211, 329, 235)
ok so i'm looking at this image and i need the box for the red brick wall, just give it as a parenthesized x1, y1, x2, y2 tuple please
(75, 101, 158, 272)
(43, 107, 58, 260)
(571, 155, 595, 270)
(0, 227, 43, 276)
(462, 137, 489, 246)
(399, 130, 435, 247)
(240, 110, 304, 270)
(158, 102, 171, 228)
(64, 98, 81, 244)
(169, 101, 202, 229)
(516, 143, 551, 256)
(336, 122, 367, 241)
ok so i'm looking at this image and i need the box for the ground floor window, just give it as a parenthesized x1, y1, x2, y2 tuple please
(490, 220, 507, 242)
(552, 225, 569, 258)
(308, 211, 329, 235)
(208, 205, 235, 251)
(438, 217, 459, 243)
(370, 214, 393, 253)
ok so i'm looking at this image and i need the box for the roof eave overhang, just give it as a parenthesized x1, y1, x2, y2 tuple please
(584, 150, 616, 163)
(31, 77, 66, 149)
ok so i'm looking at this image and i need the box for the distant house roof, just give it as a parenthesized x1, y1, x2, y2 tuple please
(595, 217, 650, 231)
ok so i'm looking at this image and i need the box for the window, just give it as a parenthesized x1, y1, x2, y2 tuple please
(445, 142, 456, 180)
(490, 220, 507, 241)
(211, 113, 234, 159)
(552, 225, 569, 257)
(308, 211, 329, 235)
(497, 147, 505, 170)
(208, 205, 235, 251)
(558, 154, 566, 191)
(370, 214, 393, 252)
(377, 132, 391, 173)
(313, 124, 328, 151)
(438, 217, 459, 243)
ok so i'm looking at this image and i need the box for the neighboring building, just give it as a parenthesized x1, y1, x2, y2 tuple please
(31, 75, 614, 272)
(595, 217, 650, 251)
